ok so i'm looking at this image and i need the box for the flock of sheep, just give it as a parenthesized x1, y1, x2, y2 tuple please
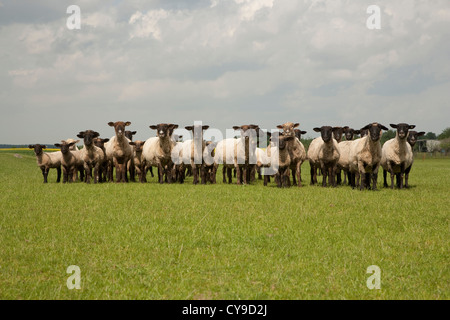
(28, 121, 425, 190)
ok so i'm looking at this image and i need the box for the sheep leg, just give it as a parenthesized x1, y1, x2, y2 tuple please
(235, 165, 242, 185)
(297, 162, 302, 187)
(62, 166, 69, 183)
(310, 163, 315, 185)
(56, 166, 61, 183)
(320, 162, 327, 187)
(405, 165, 412, 188)
(399, 163, 406, 189)
(383, 169, 389, 188)
(157, 163, 164, 184)
(227, 167, 232, 184)
(372, 172, 378, 190)
(222, 166, 227, 183)
(264, 172, 269, 186)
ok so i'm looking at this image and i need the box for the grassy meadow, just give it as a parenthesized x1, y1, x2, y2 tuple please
(0, 149, 448, 299)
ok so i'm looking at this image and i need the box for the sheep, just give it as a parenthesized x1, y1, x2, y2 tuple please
(203, 141, 218, 184)
(105, 121, 134, 183)
(307, 126, 340, 187)
(213, 125, 259, 185)
(54, 140, 84, 183)
(28, 144, 62, 183)
(262, 134, 293, 188)
(276, 122, 307, 187)
(332, 126, 345, 143)
(77, 130, 105, 183)
(93, 138, 110, 183)
(129, 140, 147, 183)
(336, 127, 360, 185)
(294, 129, 307, 141)
(401, 130, 425, 188)
(181, 124, 210, 184)
(124, 130, 138, 181)
(143, 123, 179, 184)
(381, 123, 416, 189)
(64, 138, 83, 181)
(348, 122, 388, 190)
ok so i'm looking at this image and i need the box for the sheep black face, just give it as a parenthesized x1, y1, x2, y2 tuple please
(108, 121, 131, 139)
(150, 123, 179, 139)
(332, 127, 345, 142)
(360, 129, 369, 138)
(124, 131, 137, 141)
(129, 140, 145, 152)
(54, 141, 76, 154)
(313, 126, 334, 143)
(294, 129, 307, 141)
(360, 123, 389, 142)
(344, 127, 359, 141)
(390, 123, 416, 140)
(77, 130, 100, 146)
(407, 131, 425, 147)
(28, 144, 46, 155)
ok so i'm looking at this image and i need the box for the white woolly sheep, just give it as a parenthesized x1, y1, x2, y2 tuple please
(28, 144, 62, 183)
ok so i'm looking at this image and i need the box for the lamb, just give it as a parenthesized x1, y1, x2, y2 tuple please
(93, 138, 110, 183)
(129, 140, 147, 183)
(28, 144, 62, 183)
(105, 121, 134, 183)
(307, 126, 341, 187)
(332, 127, 345, 143)
(77, 130, 105, 183)
(54, 140, 84, 183)
(276, 122, 307, 187)
(181, 124, 210, 184)
(143, 123, 179, 184)
(381, 123, 416, 189)
(64, 138, 83, 181)
(213, 125, 259, 185)
(348, 122, 388, 190)
(294, 129, 307, 141)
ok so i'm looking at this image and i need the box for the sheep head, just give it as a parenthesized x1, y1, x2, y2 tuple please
(294, 129, 307, 141)
(276, 122, 299, 137)
(77, 130, 100, 146)
(360, 123, 389, 142)
(313, 126, 334, 143)
(129, 140, 145, 152)
(150, 123, 178, 139)
(124, 130, 137, 141)
(390, 123, 416, 140)
(54, 140, 77, 154)
(28, 144, 46, 155)
(93, 138, 109, 149)
(108, 121, 131, 139)
(407, 131, 425, 147)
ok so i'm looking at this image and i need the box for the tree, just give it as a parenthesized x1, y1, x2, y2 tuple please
(381, 130, 396, 145)
(440, 138, 450, 155)
(423, 132, 437, 140)
(437, 127, 450, 140)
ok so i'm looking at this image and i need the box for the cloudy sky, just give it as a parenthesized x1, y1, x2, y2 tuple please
(1, 0, 449, 144)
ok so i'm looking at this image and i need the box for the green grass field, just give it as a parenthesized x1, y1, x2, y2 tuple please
(0, 150, 448, 299)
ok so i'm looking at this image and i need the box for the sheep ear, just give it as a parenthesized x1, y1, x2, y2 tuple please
(202, 125, 210, 130)
(380, 124, 389, 131)
(68, 142, 76, 147)
(103, 138, 110, 143)
(28, 145, 34, 149)
(390, 124, 398, 129)
(293, 123, 300, 128)
(301, 130, 307, 134)
(418, 131, 426, 136)
(276, 125, 283, 129)
(42, 145, 47, 149)
(409, 125, 416, 129)
(170, 124, 179, 129)
(185, 126, 193, 131)
(232, 126, 240, 130)
(361, 124, 371, 130)
(108, 122, 115, 127)
(313, 127, 321, 132)
(93, 132, 100, 138)
(129, 142, 136, 146)
(54, 144, 61, 148)
(149, 125, 158, 130)
(77, 134, 84, 138)
(131, 131, 137, 135)
(343, 126, 349, 129)
(125, 122, 131, 126)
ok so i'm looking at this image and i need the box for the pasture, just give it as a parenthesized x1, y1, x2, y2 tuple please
(0, 149, 448, 299)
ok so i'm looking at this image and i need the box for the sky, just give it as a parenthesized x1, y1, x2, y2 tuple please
(0, 0, 449, 144)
